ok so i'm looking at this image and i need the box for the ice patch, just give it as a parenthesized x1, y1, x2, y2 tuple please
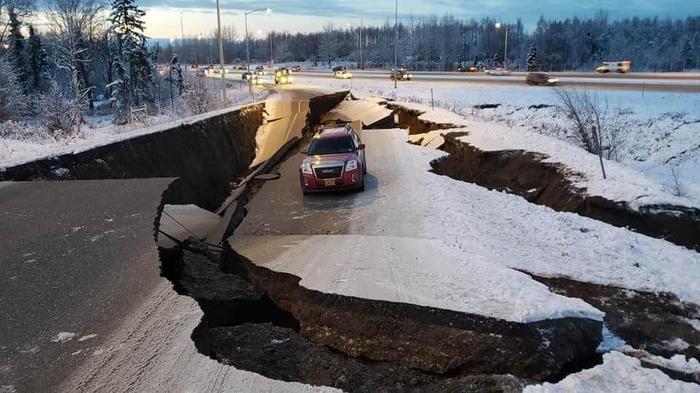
(663, 338, 691, 351)
(77, 334, 97, 342)
(524, 351, 700, 392)
(597, 325, 626, 353)
(51, 332, 76, 343)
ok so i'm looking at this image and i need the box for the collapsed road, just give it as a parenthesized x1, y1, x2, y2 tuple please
(2, 85, 699, 392)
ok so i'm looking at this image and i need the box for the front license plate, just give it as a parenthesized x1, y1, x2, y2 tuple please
(324, 179, 336, 186)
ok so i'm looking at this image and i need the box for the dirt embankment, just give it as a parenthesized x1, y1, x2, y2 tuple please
(0, 105, 265, 211)
(430, 133, 700, 251)
(388, 103, 461, 135)
(528, 274, 700, 361)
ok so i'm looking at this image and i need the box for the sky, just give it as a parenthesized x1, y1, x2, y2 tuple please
(140, 0, 700, 39)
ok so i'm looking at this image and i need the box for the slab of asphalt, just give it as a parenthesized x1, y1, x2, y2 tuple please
(0, 179, 172, 392)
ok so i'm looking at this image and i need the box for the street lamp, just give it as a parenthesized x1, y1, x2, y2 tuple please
(394, 0, 398, 89)
(245, 8, 271, 71)
(346, 20, 363, 70)
(215, 0, 227, 106)
(495, 22, 509, 69)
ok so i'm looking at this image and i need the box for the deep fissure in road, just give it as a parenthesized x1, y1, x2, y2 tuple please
(389, 105, 700, 251)
(152, 95, 616, 392)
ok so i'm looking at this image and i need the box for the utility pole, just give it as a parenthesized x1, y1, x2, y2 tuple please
(504, 26, 509, 69)
(360, 18, 364, 70)
(180, 12, 185, 43)
(394, 0, 398, 89)
(215, 0, 227, 106)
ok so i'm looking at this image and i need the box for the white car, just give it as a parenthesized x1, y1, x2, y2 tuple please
(486, 68, 511, 76)
(334, 70, 353, 79)
(596, 61, 631, 73)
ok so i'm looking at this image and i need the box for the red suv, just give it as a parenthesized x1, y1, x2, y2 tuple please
(300, 125, 366, 194)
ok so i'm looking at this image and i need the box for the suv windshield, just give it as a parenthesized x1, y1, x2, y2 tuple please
(307, 136, 355, 155)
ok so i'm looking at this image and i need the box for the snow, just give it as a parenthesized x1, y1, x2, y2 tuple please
(619, 345, 700, 375)
(524, 351, 700, 393)
(353, 129, 700, 308)
(322, 97, 393, 127)
(597, 325, 627, 353)
(157, 204, 222, 248)
(0, 87, 269, 169)
(391, 100, 699, 210)
(232, 234, 604, 323)
(291, 76, 700, 205)
(50, 332, 76, 343)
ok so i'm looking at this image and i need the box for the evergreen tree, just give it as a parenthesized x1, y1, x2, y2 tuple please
(8, 8, 27, 89)
(109, 0, 152, 105)
(108, 57, 131, 124)
(526, 44, 537, 71)
(27, 25, 46, 91)
(0, 58, 29, 122)
(681, 38, 696, 70)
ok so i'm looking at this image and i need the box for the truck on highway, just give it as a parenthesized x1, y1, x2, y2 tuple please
(274, 68, 293, 85)
(596, 61, 631, 73)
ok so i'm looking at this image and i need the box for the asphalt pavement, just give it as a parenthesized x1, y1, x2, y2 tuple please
(0, 179, 173, 392)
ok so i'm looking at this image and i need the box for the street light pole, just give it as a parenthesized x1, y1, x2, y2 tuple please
(215, 0, 227, 106)
(360, 18, 363, 70)
(496, 22, 509, 69)
(394, 0, 398, 89)
(245, 8, 270, 71)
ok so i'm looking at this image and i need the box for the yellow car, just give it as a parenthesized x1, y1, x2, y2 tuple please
(274, 68, 293, 85)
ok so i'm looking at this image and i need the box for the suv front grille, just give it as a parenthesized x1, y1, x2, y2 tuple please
(314, 166, 343, 179)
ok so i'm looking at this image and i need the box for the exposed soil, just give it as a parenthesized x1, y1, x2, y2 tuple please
(388, 104, 461, 135)
(529, 274, 700, 360)
(430, 132, 700, 251)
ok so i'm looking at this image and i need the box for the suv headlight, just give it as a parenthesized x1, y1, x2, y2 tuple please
(301, 162, 313, 175)
(345, 160, 358, 171)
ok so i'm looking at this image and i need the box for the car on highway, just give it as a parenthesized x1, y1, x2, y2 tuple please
(334, 70, 353, 79)
(526, 72, 559, 86)
(254, 66, 265, 76)
(242, 72, 262, 85)
(458, 64, 479, 72)
(274, 68, 293, 84)
(299, 124, 366, 194)
(332, 65, 348, 72)
(486, 68, 511, 76)
(596, 61, 631, 73)
(390, 68, 412, 81)
(291, 65, 302, 72)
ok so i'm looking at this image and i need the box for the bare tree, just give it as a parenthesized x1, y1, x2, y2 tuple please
(50, 30, 92, 135)
(0, 56, 28, 121)
(553, 88, 625, 160)
(669, 166, 686, 197)
(40, 77, 74, 137)
(45, 0, 104, 107)
(181, 77, 218, 115)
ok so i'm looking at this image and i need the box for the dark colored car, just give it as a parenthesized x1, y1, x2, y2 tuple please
(390, 69, 412, 81)
(458, 64, 478, 72)
(332, 65, 348, 72)
(299, 125, 366, 194)
(526, 72, 559, 86)
(254, 66, 265, 76)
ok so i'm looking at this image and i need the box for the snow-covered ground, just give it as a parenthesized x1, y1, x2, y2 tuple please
(524, 351, 700, 393)
(0, 87, 268, 169)
(292, 76, 700, 202)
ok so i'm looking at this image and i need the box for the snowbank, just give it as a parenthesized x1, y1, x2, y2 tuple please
(524, 351, 700, 392)
(365, 130, 700, 307)
(0, 88, 269, 169)
(391, 100, 698, 211)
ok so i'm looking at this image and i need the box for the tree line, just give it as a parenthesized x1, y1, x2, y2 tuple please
(163, 12, 699, 72)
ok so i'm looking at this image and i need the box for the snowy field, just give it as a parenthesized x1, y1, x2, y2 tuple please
(292, 76, 700, 199)
(0, 86, 268, 169)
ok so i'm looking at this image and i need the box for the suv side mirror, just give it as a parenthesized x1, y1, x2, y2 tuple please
(357, 144, 366, 150)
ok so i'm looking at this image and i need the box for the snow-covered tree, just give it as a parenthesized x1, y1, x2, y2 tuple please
(8, 7, 27, 89)
(0, 57, 29, 121)
(526, 44, 537, 71)
(169, 53, 184, 95)
(181, 78, 217, 115)
(108, 57, 130, 124)
(52, 30, 91, 135)
(40, 78, 73, 136)
(109, 0, 152, 104)
(27, 24, 46, 90)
